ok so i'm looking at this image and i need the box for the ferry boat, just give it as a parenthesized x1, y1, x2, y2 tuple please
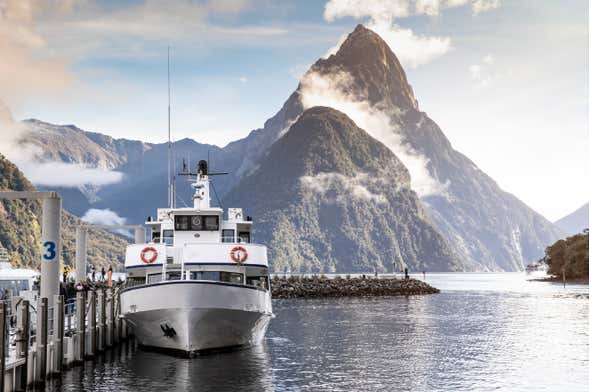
(120, 160, 273, 356)
(0, 246, 40, 303)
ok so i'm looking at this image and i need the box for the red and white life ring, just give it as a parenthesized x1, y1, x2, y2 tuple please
(230, 246, 248, 263)
(140, 246, 158, 264)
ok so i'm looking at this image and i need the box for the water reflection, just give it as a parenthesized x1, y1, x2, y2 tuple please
(47, 342, 274, 392)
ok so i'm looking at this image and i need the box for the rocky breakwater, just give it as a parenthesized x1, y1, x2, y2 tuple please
(271, 275, 440, 299)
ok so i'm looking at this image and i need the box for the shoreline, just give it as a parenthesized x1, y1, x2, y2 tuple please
(271, 276, 439, 298)
(527, 276, 589, 284)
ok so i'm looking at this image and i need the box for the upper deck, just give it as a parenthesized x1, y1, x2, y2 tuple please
(123, 161, 270, 292)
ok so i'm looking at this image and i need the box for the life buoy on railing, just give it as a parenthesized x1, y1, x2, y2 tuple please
(140, 246, 158, 264)
(230, 246, 248, 263)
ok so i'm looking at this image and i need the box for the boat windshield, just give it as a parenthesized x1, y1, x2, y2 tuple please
(0, 279, 30, 297)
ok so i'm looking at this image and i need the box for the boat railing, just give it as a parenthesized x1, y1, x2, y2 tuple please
(220, 236, 253, 244)
(182, 241, 266, 248)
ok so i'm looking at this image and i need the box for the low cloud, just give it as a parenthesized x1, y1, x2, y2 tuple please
(81, 208, 127, 226)
(16, 160, 124, 187)
(0, 100, 123, 188)
(300, 71, 448, 198)
(301, 172, 389, 204)
(239, 76, 248, 83)
(81, 208, 131, 237)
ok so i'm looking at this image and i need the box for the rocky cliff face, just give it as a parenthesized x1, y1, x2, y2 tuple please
(0, 154, 128, 269)
(224, 107, 462, 273)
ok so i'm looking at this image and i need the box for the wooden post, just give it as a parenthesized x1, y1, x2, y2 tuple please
(562, 267, 566, 288)
(39, 297, 48, 381)
(17, 300, 30, 391)
(108, 288, 115, 347)
(0, 301, 7, 392)
(88, 291, 97, 357)
(98, 289, 106, 351)
(53, 294, 64, 373)
(116, 289, 122, 344)
(76, 291, 86, 361)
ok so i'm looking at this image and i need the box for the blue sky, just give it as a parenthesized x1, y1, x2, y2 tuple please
(0, 0, 588, 221)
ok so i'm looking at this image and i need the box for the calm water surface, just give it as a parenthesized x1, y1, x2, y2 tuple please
(47, 273, 589, 391)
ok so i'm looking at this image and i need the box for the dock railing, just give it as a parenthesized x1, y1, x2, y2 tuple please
(0, 286, 133, 391)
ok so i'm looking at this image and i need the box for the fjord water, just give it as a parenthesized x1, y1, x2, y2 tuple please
(48, 274, 589, 392)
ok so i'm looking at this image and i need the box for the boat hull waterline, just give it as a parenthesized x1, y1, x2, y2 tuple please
(121, 281, 272, 355)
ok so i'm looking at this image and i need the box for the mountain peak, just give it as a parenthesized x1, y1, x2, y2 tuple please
(312, 24, 418, 111)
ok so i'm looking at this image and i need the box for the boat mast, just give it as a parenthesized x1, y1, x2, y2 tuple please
(167, 46, 172, 208)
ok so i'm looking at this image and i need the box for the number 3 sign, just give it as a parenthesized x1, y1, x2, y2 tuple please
(43, 241, 56, 261)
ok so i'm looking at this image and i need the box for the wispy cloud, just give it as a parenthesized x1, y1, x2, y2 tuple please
(300, 172, 389, 204)
(299, 71, 449, 198)
(323, 0, 502, 68)
(469, 53, 499, 88)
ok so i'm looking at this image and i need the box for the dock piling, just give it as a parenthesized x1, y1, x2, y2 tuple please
(98, 289, 106, 351)
(115, 290, 122, 344)
(16, 300, 29, 391)
(88, 291, 97, 357)
(108, 288, 114, 347)
(53, 295, 64, 374)
(75, 292, 86, 362)
(1, 301, 7, 392)
(38, 297, 48, 382)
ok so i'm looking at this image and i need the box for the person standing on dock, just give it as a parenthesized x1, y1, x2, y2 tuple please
(91, 265, 96, 282)
(101, 266, 106, 281)
(108, 266, 113, 287)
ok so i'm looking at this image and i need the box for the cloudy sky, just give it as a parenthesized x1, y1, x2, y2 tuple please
(0, 0, 587, 221)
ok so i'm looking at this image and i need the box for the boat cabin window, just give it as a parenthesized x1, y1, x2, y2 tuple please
(191, 271, 219, 281)
(246, 276, 268, 290)
(147, 273, 162, 284)
(175, 215, 219, 231)
(238, 231, 251, 243)
(162, 230, 174, 246)
(190, 271, 244, 284)
(166, 271, 182, 281)
(127, 276, 146, 287)
(221, 272, 244, 284)
(152, 231, 161, 243)
(222, 229, 235, 243)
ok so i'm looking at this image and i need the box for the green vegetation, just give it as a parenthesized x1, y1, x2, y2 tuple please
(224, 107, 463, 273)
(545, 233, 589, 279)
(0, 154, 127, 270)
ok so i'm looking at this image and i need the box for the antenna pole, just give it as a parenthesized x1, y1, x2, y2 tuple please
(167, 46, 172, 208)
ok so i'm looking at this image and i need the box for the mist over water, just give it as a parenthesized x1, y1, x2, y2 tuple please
(47, 274, 589, 392)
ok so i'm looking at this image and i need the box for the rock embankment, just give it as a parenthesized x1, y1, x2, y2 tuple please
(271, 276, 439, 298)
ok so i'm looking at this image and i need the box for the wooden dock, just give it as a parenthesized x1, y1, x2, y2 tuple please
(0, 287, 132, 391)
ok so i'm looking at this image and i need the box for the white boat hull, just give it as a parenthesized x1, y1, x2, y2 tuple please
(120, 281, 272, 355)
